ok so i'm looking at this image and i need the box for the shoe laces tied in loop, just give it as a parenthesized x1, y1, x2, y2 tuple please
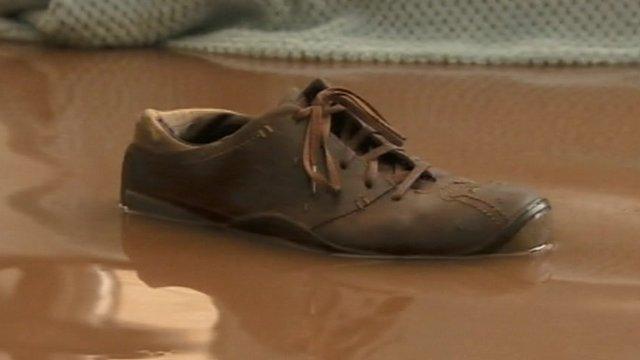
(295, 87, 430, 200)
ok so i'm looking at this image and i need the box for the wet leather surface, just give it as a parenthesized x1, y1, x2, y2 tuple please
(1, 44, 639, 359)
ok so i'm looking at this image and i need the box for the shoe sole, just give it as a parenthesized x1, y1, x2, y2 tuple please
(120, 190, 552, 259)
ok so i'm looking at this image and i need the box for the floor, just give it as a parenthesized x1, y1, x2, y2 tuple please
(1, 43, 639, 360)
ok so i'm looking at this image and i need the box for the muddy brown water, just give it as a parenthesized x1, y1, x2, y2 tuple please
(1, 44, 639, 359)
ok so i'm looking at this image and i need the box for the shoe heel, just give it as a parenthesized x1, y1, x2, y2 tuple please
(120, 189, 210, 224)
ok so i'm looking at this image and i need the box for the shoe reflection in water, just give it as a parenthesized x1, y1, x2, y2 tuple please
(121, 213, 551, 360)
(0, 259, 215, 359)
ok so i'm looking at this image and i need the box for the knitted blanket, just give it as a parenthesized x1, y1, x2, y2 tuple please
(1, 0, 639, 65)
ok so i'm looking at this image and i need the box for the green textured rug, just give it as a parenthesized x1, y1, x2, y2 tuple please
(2, 0, 640, 65)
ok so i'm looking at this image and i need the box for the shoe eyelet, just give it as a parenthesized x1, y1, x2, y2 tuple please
(364, 180, 373, 189)
(339, 161, 348, 170)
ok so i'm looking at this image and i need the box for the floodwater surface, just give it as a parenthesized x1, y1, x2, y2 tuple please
(1, 44, 639, 359)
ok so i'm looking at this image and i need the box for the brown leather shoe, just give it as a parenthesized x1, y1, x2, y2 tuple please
(120, 79, 551, 257)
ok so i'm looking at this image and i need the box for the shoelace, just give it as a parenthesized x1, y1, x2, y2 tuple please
(295, 87, 432, 200)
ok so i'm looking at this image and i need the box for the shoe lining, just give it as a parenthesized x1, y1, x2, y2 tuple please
(159, 111, 250, 144)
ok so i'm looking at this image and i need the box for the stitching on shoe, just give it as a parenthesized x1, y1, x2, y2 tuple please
(439, 178, 508, 225)
(453, 195, 508, 225)
(311, 188, 394, 230)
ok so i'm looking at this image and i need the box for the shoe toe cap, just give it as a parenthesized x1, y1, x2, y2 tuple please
(314, 181, 551, 257)
(469, 182, 552, 255)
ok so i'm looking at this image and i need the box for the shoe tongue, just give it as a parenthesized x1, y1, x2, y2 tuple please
(286, 79, 433, 188)
(280, 78, 332, 107)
